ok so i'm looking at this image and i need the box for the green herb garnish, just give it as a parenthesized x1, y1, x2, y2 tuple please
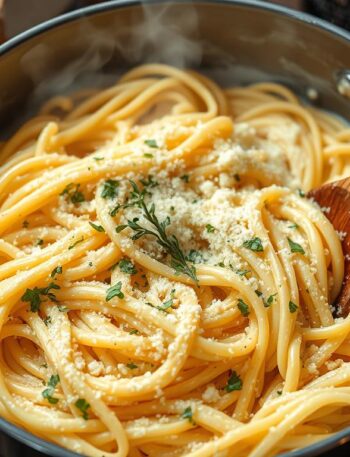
(287, 238, 305, 254)
(242, 237, 264, 252)
(126, 363, 138, 369)
(180, 175, 190, 183)
(118, 258, 137, 275)
(234, 173, 240, 182)
(144, 139, 158, 148)
(206, 224, 215, 233)
(236, 269, 250, 277)
(60, 183, 85, 204)
(75, 398, 90, 420)
(181, 406, 195, 424)
(225, 370, 242, 392)
(22, 283, 60, 312)
(101, 179, 119, 200)
(237, 298, 250, 317)
(42, 374, 60, 404)
(289, 301, 298, 313)
(50, 266, 62, 279)
(106, 281, 124, 301)
(264, 293, 277, 308)
(116, 180, 197, 283)
(89, 221, 105, 232)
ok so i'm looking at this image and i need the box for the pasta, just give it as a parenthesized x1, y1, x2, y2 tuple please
(0, 63, 350, 457)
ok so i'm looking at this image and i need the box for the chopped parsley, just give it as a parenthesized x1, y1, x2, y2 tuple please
(288, 223, 299, 229)
(22, 283, 60, 312)
(22, 220, 29, 228)
(180, 174, 190, 183)
(68, 237, 84, 250)
(42, 374, 60, 404)
(225, 370, 243, 392)
(297, 188, 306, 198)
(277, 390, 282, 396)
(264, 293, 277, 308)
(75, 398, 90, 420)
(126, 363, 138, 369)
(144, 139, 158, 148)
(129, 329, 139, 335)
(255, 290, 263, 297)
(50, 266, 62, 279)
(159, 289, 176, 311)
(118, 258, 137, 275)
(234, 173, 240, 182)
(237, 298, 250, 317)
(60, 183, 85, 205)
(287, 238, 305, 255)
(181, 406, 195, 424)
(144, 153, 153, 158)
(236, 269, 250, 277)
(242, 237, 263, 252)
(206, 224, 215, 233)
(101, 179, 119, 200)
(36, 239, 44, 246)
(289, 300, 298, 313)
(106, 281, 124, 301)
(93, 157, 104, 161)
(89, 221, 105, 232)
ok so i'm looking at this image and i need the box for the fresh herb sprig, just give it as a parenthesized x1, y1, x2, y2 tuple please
(22, 283, 60, 312)
(116, 181, 198, 283)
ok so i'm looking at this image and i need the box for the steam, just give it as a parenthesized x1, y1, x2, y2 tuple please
(18, 1, 204, 113)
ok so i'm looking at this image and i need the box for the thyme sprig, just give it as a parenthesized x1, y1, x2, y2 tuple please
(116, 180, 198, 284)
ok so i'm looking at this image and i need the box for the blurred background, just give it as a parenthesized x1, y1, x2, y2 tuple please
(1, 0, 350, 42)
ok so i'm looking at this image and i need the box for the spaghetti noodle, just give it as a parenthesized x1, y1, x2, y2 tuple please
(0, 64, 349, 457)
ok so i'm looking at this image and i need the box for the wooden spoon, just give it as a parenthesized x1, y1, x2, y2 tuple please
(309, 177, 350, 317)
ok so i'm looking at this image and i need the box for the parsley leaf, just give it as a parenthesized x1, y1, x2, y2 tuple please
(206, 224, 215, 233)
(287, 238, 305, 254)
(159, 289, 175, 311)
(60, 183, 85, 204)
(144, 139, 158, 148)
(181, 406, 195, 424)
(106, 282, 124, 301)
(101, 179, 119, 199)
(242, 237, 264, 252)
(236, 269, 250, 277)
(75, 398, 90, 420)
(288, 223, 299, 229)
(42, 374, 60, 404)
(225, 370, 243, 392)
(89, 221, 105, 232)
(50, 266, 62, 279)
(180, 175, 190, 183)
(129, 329, 139, 335)
(118, 258, 137, 275)
(297, 188, 305, 198)
(237, 298, 250, 317)
(22, 283, 60, 312)
(126, 363, 138, 369)
(264, 293, 277, 308)
(289, 301, 298, 313)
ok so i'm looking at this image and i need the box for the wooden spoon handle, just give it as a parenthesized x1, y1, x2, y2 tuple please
(309, 177, 350, 317)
